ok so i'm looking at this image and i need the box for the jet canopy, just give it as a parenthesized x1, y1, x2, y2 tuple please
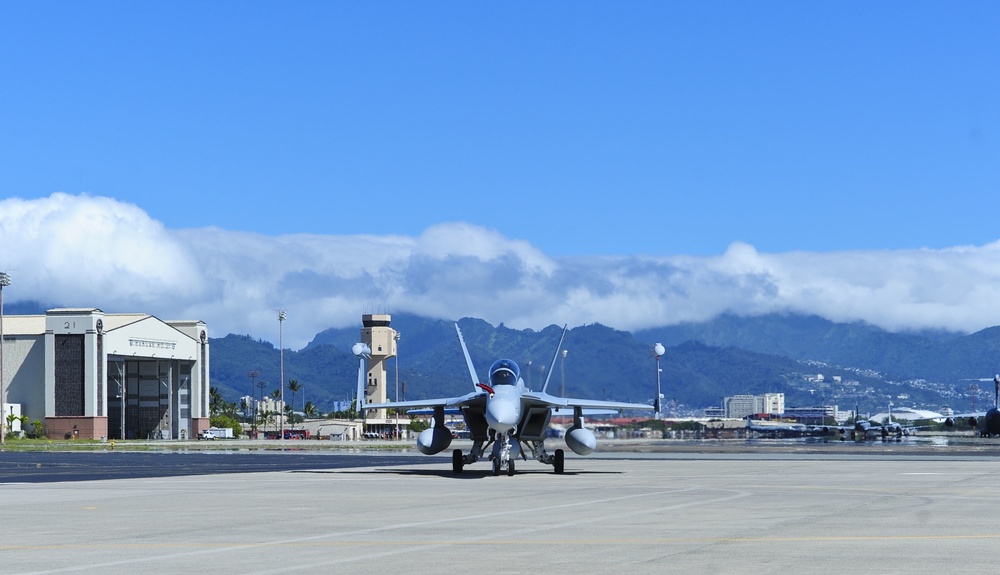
(489, 359, 520, 386)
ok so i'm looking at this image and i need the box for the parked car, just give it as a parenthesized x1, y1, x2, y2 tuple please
(199, 431, 217, 440)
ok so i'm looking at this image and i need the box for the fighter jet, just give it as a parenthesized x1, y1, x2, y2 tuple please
(355, 323, 656, 475)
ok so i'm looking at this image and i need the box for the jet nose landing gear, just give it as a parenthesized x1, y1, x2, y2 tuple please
(490, 432, 518, 476)
(490, 455, 516, 476)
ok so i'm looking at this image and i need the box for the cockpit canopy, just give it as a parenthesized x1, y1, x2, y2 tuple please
(489, 359, 520, 386)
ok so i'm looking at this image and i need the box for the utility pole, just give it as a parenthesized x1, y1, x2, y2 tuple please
(0, 272, 10, 445)
(278, 310, 286, 440)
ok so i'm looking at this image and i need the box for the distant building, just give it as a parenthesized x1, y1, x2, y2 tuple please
(703, 406, 725, 418)
(870, 406, 944, 423)
(329, 400, 353, 413)
(762, 393, 784, 414)
(723, 393, 784, 418)
(2, 308, 210, 440)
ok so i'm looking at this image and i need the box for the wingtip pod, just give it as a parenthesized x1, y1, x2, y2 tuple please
(416, 427, 453, 455)
(565, 426, 596, 456)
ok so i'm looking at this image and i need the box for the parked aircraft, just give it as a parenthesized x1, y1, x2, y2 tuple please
(356, 324, 656, 475)
(745, 418, 811, 437)
(850, 402, 929, 440)
(946, 375, 1000, 437)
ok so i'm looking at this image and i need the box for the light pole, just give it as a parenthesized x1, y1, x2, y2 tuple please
(653, 343, 665, 418)
(256, 380, 266, 436)
(247, 370, 259, 425)
(560, 349, 568, 397)
(278, 310, 286, 440)
(394, 331, 401, 440)
(0, 272, 9, 445)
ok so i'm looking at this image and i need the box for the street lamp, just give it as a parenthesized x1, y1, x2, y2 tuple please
(0, 272, 9, 445)
(394, 331, 401, 441)
(652, 343, 665, 418)
(246, 370, 259, 424)
(256, 380, 266, 436)
(278, 310, 286, 440)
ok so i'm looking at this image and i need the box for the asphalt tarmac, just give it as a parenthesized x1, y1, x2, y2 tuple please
(2, 443, 999, 574)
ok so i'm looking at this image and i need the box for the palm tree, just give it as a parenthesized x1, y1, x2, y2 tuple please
(288, 380, 301, 415)
(304, 401, 319, 420)
(284, 403, 298, 426)
(259, 409, 274, 433)
(209, 387, 224, 416)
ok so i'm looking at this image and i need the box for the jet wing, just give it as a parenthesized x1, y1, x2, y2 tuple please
(520, 390, 654, 412)
(364, 391, 486, 412)
(946, 411, 985, 419)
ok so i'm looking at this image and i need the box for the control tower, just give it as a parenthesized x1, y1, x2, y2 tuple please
(360, 314, 397, 420)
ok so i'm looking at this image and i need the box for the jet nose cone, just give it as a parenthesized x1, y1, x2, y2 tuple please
(486, 399, 518, 432)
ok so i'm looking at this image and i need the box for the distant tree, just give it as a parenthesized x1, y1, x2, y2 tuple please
(209, 387, 225, 416)
(210, 414, 243, 438)
(259, 410, 275, 432)
(304, 401, 319, 419)
(284, 404, 300, 425)
(408, 418, 430, 433)
(5, 414, 28, 438)
(288, 380, 301, 413)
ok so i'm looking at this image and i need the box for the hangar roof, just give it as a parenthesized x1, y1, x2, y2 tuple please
(2, 311, 201, 337)
(3, 315, 45, 335)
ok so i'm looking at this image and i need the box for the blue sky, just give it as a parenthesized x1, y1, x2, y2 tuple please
(3, 2, 1000, 347)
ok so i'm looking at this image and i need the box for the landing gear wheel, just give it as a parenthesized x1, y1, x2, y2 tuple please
(452, 449, 464, 474)
(492, 457, 501, 476)
(554, 449, 565, 474)
(507, 459, 515, 476)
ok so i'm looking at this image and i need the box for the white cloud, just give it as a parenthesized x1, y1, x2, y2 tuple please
(4, 193, 1000, 349)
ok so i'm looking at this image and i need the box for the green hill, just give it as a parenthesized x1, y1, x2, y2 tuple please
(209, 313, 915, 415)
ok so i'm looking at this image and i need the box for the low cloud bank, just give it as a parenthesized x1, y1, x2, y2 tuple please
(4, 193, 1000, 349)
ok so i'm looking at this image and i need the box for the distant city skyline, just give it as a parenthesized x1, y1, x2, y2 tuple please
(2, 3, 999, 348)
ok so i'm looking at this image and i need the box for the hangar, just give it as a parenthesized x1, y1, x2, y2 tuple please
(2, 308, 210, 440)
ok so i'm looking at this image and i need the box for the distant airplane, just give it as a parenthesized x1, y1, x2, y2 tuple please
(746, 418, 854, 439)
(946, 375, 1000, 437)
(745, 418, 810, 437)
(848, 402, 929, 440)
(356, 323, 656, 475)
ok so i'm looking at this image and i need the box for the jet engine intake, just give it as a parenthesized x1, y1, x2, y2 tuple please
(416, 427, 453, 455)
(565, 426, 597, 456)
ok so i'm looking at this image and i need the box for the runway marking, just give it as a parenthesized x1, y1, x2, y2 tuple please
(12, 486, 750, 574)
(8, 532, 1000, 552)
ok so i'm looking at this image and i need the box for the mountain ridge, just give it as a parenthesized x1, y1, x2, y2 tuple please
(208, 312, 996, 416)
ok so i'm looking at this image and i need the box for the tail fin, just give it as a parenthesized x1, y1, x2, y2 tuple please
(455, 323, 480, 392)
(540, 325, 568, 394)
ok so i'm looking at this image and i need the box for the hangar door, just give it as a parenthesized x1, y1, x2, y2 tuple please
(107, 359, 193, 440)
